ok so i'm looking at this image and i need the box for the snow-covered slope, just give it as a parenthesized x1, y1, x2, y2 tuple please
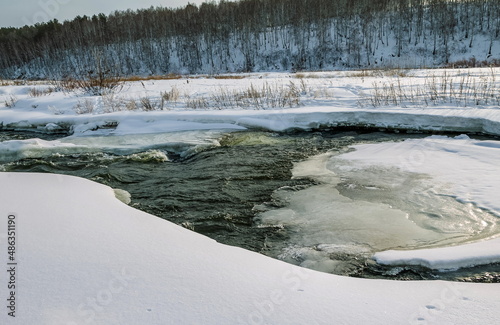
(2, 2, 499, 79)
(0, 172, 499, 325)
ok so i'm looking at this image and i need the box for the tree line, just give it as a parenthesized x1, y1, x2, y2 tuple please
(0, 0, 499, 79)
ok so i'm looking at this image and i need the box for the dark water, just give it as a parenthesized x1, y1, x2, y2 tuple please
(2, 129, 499, 282)
(0, 130, 64, 141)
(3, 130, 370, 251)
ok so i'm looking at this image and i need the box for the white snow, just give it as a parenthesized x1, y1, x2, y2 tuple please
(337, 135, 500, 217)
(1, 172, 499, 325)
(375, 237, 500, 270)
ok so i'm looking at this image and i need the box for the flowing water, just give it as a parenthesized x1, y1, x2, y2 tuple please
(1, 129, 499, 282)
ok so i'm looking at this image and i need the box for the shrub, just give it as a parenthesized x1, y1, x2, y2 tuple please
(59, 50, 123, 96)
(73, 99, 96, 114)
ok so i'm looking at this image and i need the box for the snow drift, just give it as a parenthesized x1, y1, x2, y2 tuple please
(1, 172, 499, 325)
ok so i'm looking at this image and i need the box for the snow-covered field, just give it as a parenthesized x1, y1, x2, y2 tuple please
(1, 69, 500, 324)
(0, 68, 500, 137)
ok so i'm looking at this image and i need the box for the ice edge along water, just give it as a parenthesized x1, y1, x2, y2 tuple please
(336, 135, 500, 271)
(1, 106, 500, 162)
(257, 135, 500, 274)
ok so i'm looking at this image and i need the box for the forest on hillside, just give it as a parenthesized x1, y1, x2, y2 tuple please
(0, 0, 499, 79)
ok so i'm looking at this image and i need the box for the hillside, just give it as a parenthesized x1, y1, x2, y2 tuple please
(0, 0, 499, 79)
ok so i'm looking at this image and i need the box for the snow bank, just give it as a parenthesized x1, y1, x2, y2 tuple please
(0, 138, 83, 163)
(2, 106, 500, 136)
(374, 237, 500, 270)
(0, 172, 499, 324)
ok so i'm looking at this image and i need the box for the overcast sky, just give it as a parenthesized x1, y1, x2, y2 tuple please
(0, 0, 207, 28)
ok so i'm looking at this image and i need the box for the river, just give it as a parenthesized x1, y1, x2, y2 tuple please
(1, 129, 499, 282)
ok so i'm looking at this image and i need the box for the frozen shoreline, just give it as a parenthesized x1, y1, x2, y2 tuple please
(1, 106, 500, 136)
(334, 135, 500, 271)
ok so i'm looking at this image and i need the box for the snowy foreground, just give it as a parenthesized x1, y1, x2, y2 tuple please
(0, 173, 499, 325)
(1, 69, 500, 324)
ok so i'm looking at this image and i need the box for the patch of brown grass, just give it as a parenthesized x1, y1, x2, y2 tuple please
(445, 58, 500, 68)
(121, 73, 183, 82)
(121, 73, 248, 82)
(212, 75, 246, 80)
(29, 87, 55, 97)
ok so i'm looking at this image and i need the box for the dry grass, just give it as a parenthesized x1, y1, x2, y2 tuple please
(295, 72, 336, 79)
(121, 73, 183, 82)
(366, 69, 500, 108)
(161, 86, 180, 102)
(58, 75, 123, 96)
(295, 68, 411, 79)
(348, 68, 411, 78)
(186, 97, 210, 109)
(445, 58, 500, 69)
(140, 96, 166, 111)
(191, 82, 301, 110)
(28, 87, 55, 97)
(77, 91, 173, 113)
(0, 80, 46, 86)
(0, 80, 15, 86)
(122, 74, 247, 81)
(4, 95, 18, 108)
(212, 75, 246, 80)
(124, 99, 138, 111)
(66, 80, 305, 113)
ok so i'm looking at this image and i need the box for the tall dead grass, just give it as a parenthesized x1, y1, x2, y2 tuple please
(187, 82, 301, 110)
(367, 69, 499, 107)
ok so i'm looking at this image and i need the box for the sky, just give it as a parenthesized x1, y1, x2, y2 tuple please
(0, 0, 208, 28)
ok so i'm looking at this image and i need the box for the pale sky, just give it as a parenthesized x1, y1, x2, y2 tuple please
(0, 0, 208, 28)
